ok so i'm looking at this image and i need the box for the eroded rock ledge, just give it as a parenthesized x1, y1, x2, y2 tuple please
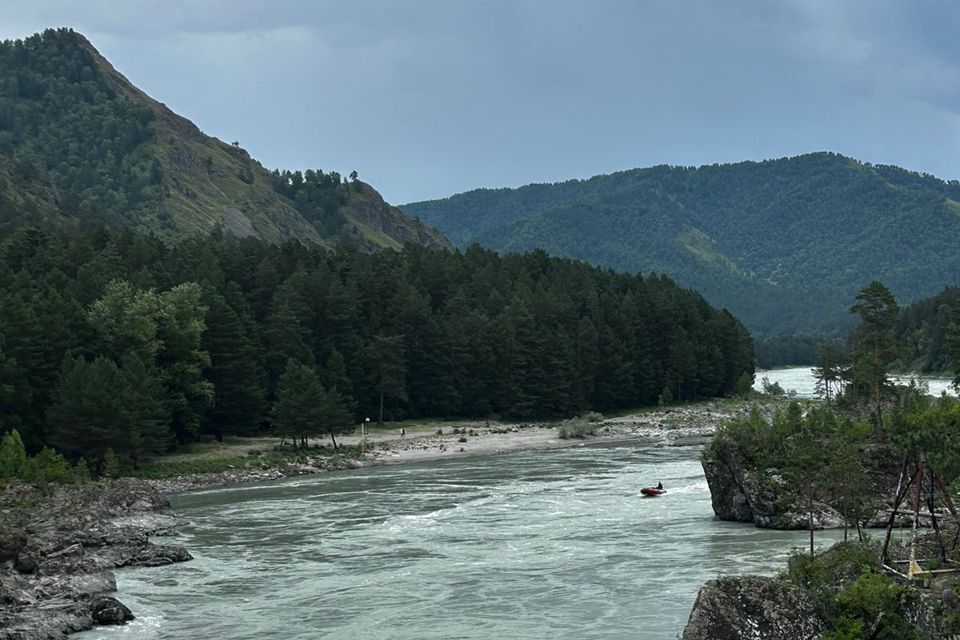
(0, 479, 191, 639)
(682, 576, 824, 640)
(700, 437, 898, 530)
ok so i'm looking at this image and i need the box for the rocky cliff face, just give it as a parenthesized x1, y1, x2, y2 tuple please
(700, 437, 845, 529)
(682, 576, 824, 640)
(341, 182, 452, 251)
(0, 479, 191, 639)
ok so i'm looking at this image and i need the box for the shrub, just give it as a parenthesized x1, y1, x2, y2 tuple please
(0, 429, 27, 478)
(73, 457, 92, 481)
(558, 414, 600, 439)
(761, 376, 786, 396)
(21, 447, 74, 484)
(102, 448, 121, 479)
(826, 573, 917, 640)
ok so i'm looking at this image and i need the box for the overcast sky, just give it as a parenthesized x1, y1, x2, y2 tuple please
(3, 0, 959, 203)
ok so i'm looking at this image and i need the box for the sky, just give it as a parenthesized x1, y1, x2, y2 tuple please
(3, 0, 960, 204)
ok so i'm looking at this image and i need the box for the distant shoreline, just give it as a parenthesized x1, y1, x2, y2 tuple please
(147, 400, 760, 495)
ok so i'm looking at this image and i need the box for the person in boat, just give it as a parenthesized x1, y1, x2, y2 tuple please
(657, 481, 663, 490)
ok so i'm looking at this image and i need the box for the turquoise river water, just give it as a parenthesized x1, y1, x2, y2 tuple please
(77, 444, 847, 639)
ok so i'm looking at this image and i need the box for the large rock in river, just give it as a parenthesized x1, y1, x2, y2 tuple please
(682, 576, 823, 640)
(700, 437, 844, 529)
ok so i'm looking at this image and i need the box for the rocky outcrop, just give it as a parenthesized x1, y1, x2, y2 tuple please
(701, 438, 844, 529)
(0, 479, 191, 639)
(682, 576, 823, 640)
(342, 182, 452, 251)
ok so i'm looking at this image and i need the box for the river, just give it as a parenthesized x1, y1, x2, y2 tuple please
(75, 444, 854, 639)
(754, 366, 956, 399)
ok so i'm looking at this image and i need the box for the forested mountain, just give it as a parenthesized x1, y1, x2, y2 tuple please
(403, 153, 960, 338)
(0, 224, 753, 466)
(0, 28, 449, 250)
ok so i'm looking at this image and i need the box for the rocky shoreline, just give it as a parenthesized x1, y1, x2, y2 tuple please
(0, 479, 191, 639)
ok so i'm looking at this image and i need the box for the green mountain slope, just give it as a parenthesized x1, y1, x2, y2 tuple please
(0, 28, 450, 251)
(403, 153, 960, 336)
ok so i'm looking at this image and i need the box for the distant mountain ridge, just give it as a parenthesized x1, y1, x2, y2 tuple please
(402, 152, 960, 336)
(0, 28, 450, 251)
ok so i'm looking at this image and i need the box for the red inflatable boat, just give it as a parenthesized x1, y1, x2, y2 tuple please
(640, 487, 666, 497)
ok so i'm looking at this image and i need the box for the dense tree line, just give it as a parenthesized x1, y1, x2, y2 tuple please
(894, 285, 960, 374)
(762, 285, 960, 372)
(270, 169, 351, 238)
(754, 334, 838, 368)
(0, 225, 754, 469)
(808, 282, 960, 414)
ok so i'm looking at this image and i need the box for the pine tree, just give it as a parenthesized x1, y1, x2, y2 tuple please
(155, 283, 213, 443)
(320, 347, 356, 416)
(47, 356, 138, 464)
(274, 360, 326, 447)
(262, 301, 314, 396)
(850, 281, 899, 426)
(812, 343, 844, 405)
(202, 293, 263, 439)
(366, 334, 407, 427)
(120, 355, 172, 459)
(322, 386, 355, 448)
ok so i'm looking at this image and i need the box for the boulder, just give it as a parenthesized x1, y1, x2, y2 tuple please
(13, 553, 38, 575)
(0, 527, 26, 563)
(701, 439, 845, 530)
(682, 576, 823, 640)
(91, 596, 134, 625)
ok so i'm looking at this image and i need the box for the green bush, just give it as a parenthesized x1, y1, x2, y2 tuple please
(557, 414, 601, 439)
(827, 573, 917, 640)
(21, 447, 73, 484)
(102, 448, 121, 479)
(785, 542, 877, 594)
(787, 543, 920, 640)
(73, 458, 92, 481)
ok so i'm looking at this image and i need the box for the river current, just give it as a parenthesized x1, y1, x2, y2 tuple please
(78, 444, 845, 640)
(754, 366, 956, 399)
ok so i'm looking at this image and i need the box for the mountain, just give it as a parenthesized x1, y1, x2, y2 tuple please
(0, 28, 450, 250)
(402, 152, 960, 337)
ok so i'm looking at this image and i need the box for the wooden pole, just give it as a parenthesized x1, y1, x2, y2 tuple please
(880, 455, 915, 566)
(908, 457, 923, 577)
(926, 465, 947, 562)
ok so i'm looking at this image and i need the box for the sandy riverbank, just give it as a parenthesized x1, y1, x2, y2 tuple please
(150, 400, 765, 494)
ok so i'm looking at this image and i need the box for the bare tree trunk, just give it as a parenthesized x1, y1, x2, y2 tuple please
(843, 503, 849, 543)
(330, 432, 338, 449)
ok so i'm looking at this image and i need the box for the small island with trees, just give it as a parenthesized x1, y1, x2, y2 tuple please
(688, 281, 960, 639)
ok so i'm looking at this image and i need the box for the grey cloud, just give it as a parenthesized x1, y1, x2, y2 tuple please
(1, 0, 958, 203)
